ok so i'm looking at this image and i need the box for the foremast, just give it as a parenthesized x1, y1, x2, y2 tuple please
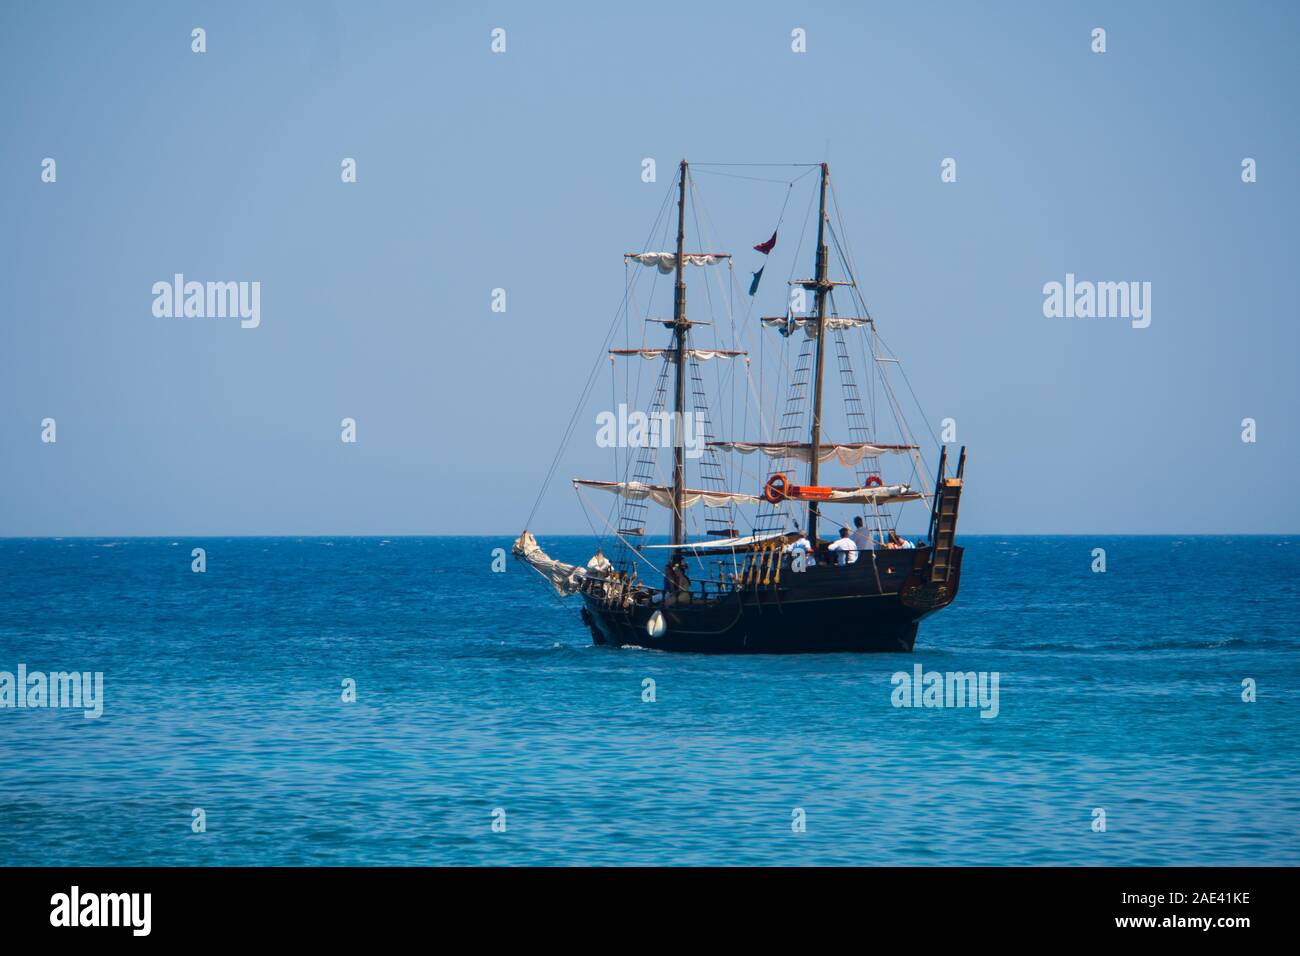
(671, 159, 688, 554)
(806, 162, 831, 543)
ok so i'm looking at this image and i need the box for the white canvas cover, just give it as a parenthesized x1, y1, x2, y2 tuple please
(822, 484, 923, 505)
(641, 530, 790, 552)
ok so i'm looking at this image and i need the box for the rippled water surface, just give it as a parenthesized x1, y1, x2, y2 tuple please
(0, 536, 1296, 865)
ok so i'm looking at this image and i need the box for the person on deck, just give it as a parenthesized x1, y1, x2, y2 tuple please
(827, 526, 859, 565)
(784, 529, 815, 567)
(664, 556, 691, 604)
(885, 530, 914, 550)
(586, 547, 612, 574)
(851, 516, 873, 553)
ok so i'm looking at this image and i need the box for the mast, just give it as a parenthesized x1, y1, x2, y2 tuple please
(806, 162, 830, 542)
(671, 159, 688, 551)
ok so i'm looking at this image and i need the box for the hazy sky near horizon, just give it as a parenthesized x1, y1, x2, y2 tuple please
(2, 1, 1298, 536)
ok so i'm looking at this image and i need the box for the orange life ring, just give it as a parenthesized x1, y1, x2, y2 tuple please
(763, 472, 790, 503)
(865, 475, 883, 488)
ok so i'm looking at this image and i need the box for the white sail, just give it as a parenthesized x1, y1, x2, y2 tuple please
(717, 442, 920, 468)
(511, 531, 586, 596)
(574, 479, 761, 509)
(711, 441, 917, 466)
(626, 252, 726, 273)
(609, 348, 748, 362)
(761, 315, 871, 337)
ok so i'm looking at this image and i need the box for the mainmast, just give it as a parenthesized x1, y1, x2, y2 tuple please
(806, 162, 830, 542)
(671, 159, 688, 551)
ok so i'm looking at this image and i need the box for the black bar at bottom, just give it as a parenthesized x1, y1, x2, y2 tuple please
(0, 866, 1280, 941)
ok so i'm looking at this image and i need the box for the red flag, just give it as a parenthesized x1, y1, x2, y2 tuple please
(753, 230, 777, 255)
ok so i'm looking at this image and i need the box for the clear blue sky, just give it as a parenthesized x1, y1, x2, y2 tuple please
(2, 1, 1297, 535)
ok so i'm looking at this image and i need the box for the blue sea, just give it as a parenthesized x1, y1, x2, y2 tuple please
(0, 536, 1296, 866)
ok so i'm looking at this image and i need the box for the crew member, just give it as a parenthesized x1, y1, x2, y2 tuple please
(827, 526, 859, 565)
(851, 516, 873, 553)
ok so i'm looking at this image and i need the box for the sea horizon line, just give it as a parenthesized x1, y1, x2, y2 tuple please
(2, 533, 1297, 540)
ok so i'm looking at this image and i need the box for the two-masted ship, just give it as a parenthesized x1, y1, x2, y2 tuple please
(514, 160, 966, 653)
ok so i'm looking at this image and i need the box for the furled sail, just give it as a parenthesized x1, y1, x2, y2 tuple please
(609, 348, 748, 362)
(710, 440, 918, 466)
(626, 252, 728, 273)
(574, 479, 762, 508)
(574, 478, 922, 508)
(512, 531, 586, 596)
(761, 315, 871, 338)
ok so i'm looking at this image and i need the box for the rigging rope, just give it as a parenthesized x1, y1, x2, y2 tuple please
(523, 177, 676, 530)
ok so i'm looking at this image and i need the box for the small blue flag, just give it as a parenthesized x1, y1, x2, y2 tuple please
(748, 265, 764, 297)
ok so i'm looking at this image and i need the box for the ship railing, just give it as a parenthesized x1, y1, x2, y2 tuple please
(712, 542, 787, 592)
(589, 544, 802, 608)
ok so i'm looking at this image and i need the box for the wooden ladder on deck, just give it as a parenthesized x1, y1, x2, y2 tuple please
(926, 446, 966, 584)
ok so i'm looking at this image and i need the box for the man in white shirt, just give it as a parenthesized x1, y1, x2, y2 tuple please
(851, 516, 873, 553)
(586, 547, 612, 573)
(784, 529, 815, 567)
(827, 527, 859, 565)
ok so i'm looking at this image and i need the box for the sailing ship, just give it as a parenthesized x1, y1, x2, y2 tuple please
(514, 161, 966, 653)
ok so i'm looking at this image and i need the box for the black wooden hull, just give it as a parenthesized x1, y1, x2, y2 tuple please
(580, 546, 962, 654)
